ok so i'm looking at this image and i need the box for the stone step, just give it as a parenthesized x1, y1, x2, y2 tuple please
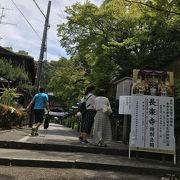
(0, 140, 128, 156)
(0, 148, 179, 176)
(0, 140, 178, 163)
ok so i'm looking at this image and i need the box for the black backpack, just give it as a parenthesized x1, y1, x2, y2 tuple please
(78, 95, 92, 114)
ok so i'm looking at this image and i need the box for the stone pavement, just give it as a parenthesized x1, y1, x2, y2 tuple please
(0, 123, 179, 177)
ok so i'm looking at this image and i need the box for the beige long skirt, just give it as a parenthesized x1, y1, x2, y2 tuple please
(92, 110, 112, 144)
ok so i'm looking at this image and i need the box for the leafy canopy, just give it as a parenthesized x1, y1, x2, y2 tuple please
(47, 58, 89, 107)
(55, 0, 180, 105)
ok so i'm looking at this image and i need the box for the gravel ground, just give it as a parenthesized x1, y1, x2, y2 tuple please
(0, 165, 163, 180)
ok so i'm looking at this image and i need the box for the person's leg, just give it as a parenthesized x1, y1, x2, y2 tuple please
(83, 110, 95, 142)
(79, 112, 86, 141)
(81, 111, 89, 143)
(34, 122, 42, 135)
(82, 132, 87, 141)
(92, 111, 103, 145)
(79, 121, 83, 141)
(31, 110, 37, 136)
(31, 109, 44, 136)
(79, 133, 83, 141)
(97, 113, 107, 147)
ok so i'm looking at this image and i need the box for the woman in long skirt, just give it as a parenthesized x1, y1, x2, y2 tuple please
(92, 89, 112, 147)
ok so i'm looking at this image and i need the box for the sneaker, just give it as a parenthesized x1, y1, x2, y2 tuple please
(34, 132, 39, 136)
(98, 140, 107, 147)
(31, 129, 35, 136)
(82, 140, 90, 143)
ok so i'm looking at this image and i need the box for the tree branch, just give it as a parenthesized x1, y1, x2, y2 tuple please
(125, 0, 180, 16)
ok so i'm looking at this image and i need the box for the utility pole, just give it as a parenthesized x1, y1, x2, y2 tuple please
(35, 1, 51, 91)
(29, 1, 51, 128)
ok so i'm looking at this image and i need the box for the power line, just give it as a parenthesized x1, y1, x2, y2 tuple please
(10, 0, 41, 40)
(32, 0, 46, 19)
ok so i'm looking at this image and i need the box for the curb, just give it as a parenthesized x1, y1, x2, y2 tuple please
(0, 157, 179, 176)
(0, 141, 178, 162)
(0, 129, 15, 134)
(75, 161, 180, 176)
(0, 141, 177, 162)
(0, 141, 128, 156)
(0, 157, 73, 168)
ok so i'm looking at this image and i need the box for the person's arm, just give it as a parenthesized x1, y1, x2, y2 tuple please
(107, 98, 112, 113)
(46, 101, 50, 112)
(26, 99, 35, 111)
(91, 95, 96, 110)
(45, 94, 50, 111)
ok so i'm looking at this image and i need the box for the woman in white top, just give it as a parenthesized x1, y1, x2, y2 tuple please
(92, 89, 112, 147)
(79, 85, 96, 144)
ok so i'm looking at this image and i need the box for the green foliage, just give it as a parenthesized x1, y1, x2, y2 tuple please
(56, 0, 180, 107)
(0, 58, 34, 99)
(57, 1, 122, 89)
(0, 58, 29, 84)
(57, 0, 180, 78)
(175, 79, 180, 100)
(48, 58, 89, 107)
(40, 60, 60, 89)
(0, 88, 19, 106)
(4, 47, 13, 52)
(16, 50, 28, 56)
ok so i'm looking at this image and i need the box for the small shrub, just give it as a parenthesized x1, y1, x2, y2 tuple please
(0, 88, 19, 106)
(0, 104, 27, 129)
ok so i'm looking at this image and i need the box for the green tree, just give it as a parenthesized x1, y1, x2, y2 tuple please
(58, 0, 180, 82)
(4, 47, 13, 52)
(0, 58, 30, 88)
(40, 60, 60, 89)
(57, 2, 120, 89)
(16, 50, 29, 56)
(48, 58, 89, 107)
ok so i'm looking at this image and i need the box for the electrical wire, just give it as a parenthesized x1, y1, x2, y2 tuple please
(32, 0, 46, 19)
(10, 0, 41, 41)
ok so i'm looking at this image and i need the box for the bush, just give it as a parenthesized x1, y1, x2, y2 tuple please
(0, 104, 27, 129)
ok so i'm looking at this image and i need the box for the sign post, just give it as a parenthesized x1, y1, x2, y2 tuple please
(129, 95, 176, 164)
(127, 69, 176, 164)
(119, 96, 132, 143)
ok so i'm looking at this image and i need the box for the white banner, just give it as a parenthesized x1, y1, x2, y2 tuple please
(119, 96, 131, 115)
(130, 95, 175, 152)
(49, 111, 64, 117)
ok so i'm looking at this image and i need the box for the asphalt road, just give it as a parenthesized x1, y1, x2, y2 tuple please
(0, 165, 161, 180)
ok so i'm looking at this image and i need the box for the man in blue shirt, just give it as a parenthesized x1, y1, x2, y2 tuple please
(26, 88, 49, 136)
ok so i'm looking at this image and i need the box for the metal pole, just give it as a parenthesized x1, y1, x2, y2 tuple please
(122, 81, 128, 143)
(35, 1, 51, 91)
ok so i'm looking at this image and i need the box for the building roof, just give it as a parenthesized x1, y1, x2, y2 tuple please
(113, 76, 132, 85)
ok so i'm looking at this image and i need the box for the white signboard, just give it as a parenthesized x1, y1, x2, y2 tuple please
(130, 95, 175, 152)
(49, 111, 64, 117)
(119, 96, 131, 115)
